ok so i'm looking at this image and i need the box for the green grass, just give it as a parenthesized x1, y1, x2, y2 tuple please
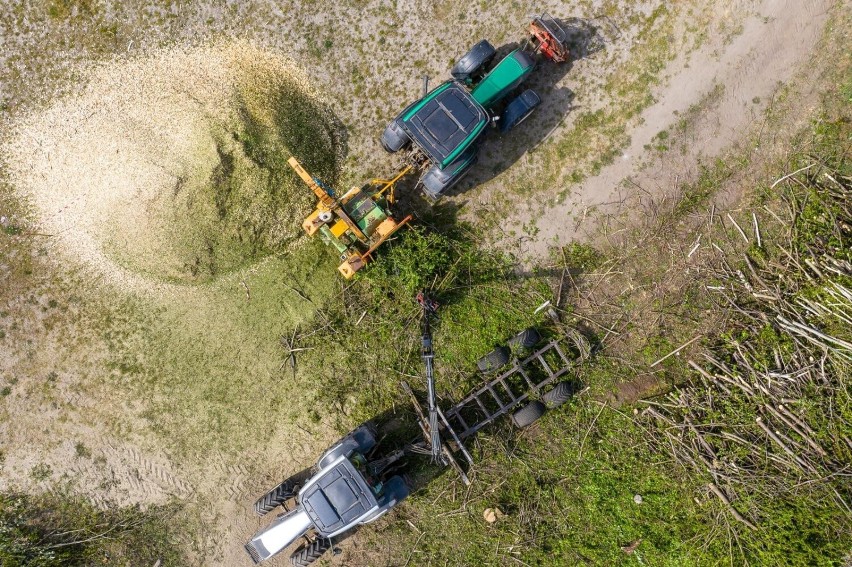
(673, 156, 739, 217)
(290, 217, 555, 422)
(0, 492, 183, 566)
(1, 3, 850, 565)
(349, 24, 852, 567)
(85, 238, 341, 458)
(365, 404, 746, 566)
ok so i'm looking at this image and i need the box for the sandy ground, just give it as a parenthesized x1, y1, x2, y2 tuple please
(3, 40, 332, 294)
(0, 1, 843, 565)
(501, 0, 835, 258)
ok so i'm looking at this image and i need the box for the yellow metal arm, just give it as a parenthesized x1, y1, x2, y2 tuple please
(288, 157, 335, 209)
(289, 156, 368, 242)
(371, 165, 413, 203)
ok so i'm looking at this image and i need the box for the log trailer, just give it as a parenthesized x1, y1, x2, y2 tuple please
(245, 294, 589, 565)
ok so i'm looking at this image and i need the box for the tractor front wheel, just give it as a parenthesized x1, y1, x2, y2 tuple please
(499, 90, 541, 134)
(451, 39, 496, 83)
(290, 537, 332, 567)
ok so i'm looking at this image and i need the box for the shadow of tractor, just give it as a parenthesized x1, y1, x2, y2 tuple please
(441, 16, 616, 199)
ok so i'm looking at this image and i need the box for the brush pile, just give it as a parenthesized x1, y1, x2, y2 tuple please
(639, 165, 851, 530)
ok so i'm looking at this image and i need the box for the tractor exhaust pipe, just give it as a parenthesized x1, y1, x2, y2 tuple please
(422, 75, 429, 98)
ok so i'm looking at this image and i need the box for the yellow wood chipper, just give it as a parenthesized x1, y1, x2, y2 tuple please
(288, 157, 412, 279)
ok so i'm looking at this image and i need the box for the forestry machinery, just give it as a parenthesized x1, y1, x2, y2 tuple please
(293, 14, 573, 278)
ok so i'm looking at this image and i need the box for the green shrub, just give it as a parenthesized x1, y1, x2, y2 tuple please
(0, 492, 183, 566)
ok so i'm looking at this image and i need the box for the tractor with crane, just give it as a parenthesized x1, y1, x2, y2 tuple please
(245, 291, 588, 565)
(245, 423, 412, 565)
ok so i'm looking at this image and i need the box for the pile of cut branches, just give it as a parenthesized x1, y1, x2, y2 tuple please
(638, 164, 851, 532)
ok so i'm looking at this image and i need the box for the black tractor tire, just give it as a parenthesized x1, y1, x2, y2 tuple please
(419, 149, 478, 200)
(451, 39, 497, 83)
(477, 346, 511, 373)
(380, 119, 411, 153)
(511, 400, 546, 428)
(499, 89, 541, 134)
(291, 537, 332, 567)
(508, 327, 541, 350)
(254, 468, 311, 516)
(542, 381, 575, 408)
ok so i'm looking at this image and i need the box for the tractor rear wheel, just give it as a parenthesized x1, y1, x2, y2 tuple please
(542, 381, 575, 408)
(508, 327, 541, 350)
(477, 346, 510, 373)
(380, 119, 411, 153)
(254, 468, 312, 516)
(290, 537, 332, 567)
(420, 149, 478, 200)
(511, 400, 546, 428)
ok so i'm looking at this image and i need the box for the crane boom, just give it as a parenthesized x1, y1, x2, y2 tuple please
(287, 156, 335, 209)
(417, 291, 441, 461)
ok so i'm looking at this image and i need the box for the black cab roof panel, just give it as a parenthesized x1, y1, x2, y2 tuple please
(301, 457, 378, 536)
(401, 81, 488, 167)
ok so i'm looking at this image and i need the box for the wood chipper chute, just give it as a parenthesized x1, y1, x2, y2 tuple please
(289, 157, 413, 278)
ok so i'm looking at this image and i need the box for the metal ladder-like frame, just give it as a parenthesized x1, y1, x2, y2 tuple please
(403, 332, 587, 485)
(442, 338, 575, 441)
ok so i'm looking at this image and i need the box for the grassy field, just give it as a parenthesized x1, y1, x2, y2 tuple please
(0, 1, 850, 566)
(315, 43, 852, 566)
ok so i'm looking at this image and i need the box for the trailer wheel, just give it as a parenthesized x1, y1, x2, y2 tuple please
(511, 400, 546, 428)
(508, 327, 541, 350)
(542, 381, 575, 408)
(477, 346, 510, 373)
(254, 468, 312, 516)
(290, 537, 332, 567)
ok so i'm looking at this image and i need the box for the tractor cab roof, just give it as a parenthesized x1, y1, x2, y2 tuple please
(300, 456, 379, 537)
(401, 81, 489, 168)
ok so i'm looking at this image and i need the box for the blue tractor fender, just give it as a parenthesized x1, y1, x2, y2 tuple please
(499, 89, 541, 133)
(317, 424, 377, 470)
(370, 475, 411, 518)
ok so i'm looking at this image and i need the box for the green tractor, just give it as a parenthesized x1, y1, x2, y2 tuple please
(380, 14, 571, 199)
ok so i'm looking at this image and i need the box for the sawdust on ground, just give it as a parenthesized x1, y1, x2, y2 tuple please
(0, 39, 346, 565)
(3, 40, 335, 295)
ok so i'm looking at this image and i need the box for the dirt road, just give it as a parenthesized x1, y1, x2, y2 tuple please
(502, 0, 834, 258)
